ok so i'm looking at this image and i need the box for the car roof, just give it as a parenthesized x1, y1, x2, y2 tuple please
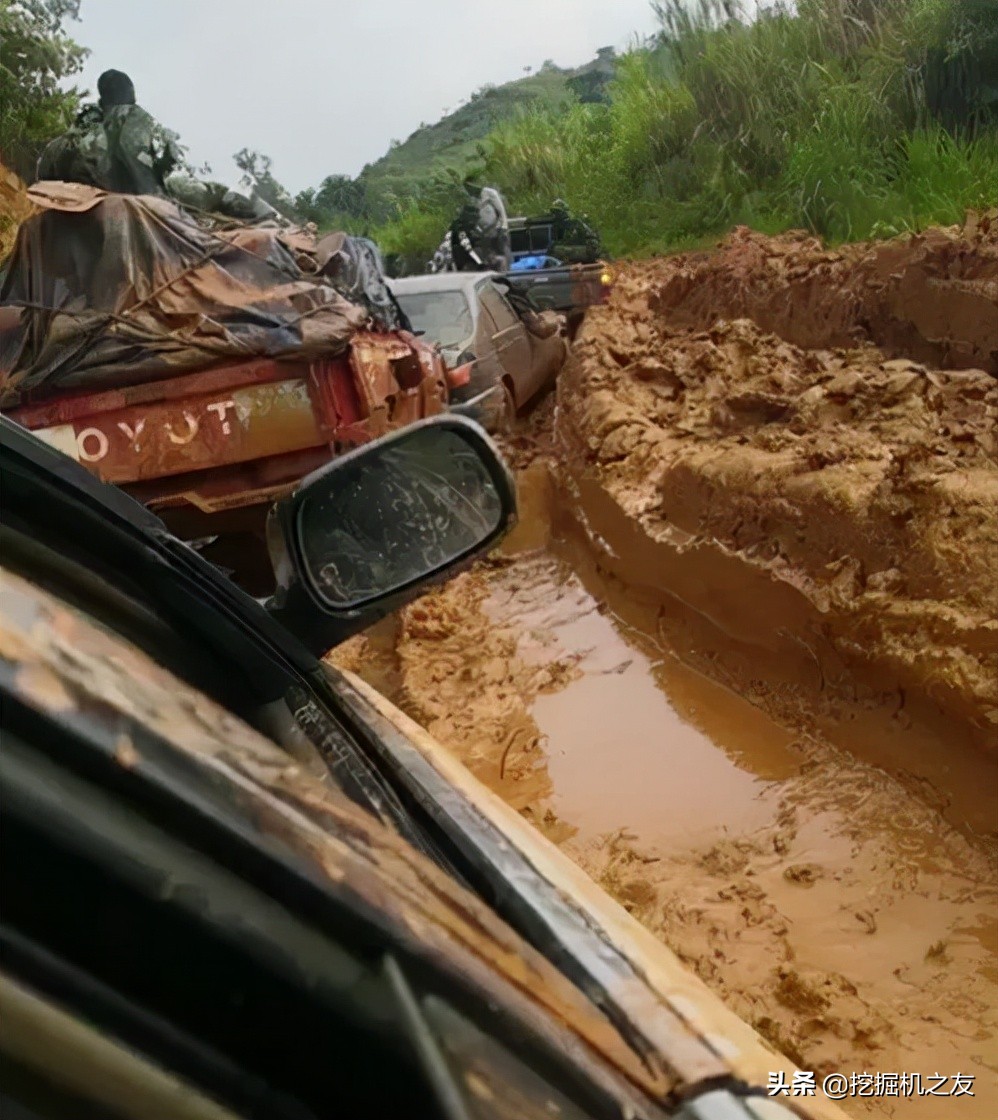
(390, 272, 498, 297)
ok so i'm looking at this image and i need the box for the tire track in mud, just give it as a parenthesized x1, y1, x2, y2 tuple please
(333, 223, 998, 1117)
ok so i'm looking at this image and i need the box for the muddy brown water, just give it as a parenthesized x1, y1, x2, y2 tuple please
(488, 548, 799, 848)
(481, 462, 998, 1119)
(336, 448, 997, 1120)
(343, 233, 998, 1115)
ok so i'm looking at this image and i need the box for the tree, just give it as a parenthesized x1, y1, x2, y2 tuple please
(232, 147, 298, 215)
(0, 0, 88, 177)
(294, 173, 367, 227)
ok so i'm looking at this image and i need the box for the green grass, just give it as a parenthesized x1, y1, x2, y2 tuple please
(369, 0, 998, 264)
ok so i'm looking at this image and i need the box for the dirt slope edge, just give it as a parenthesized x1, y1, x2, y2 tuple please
(649, 217, 998, 375)
(557, 250, 998, 833)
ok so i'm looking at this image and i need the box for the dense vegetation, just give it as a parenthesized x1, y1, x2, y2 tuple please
(0, 0, 87, 178)
(2, 0, 996, 268)
(291, 51, 618, 235)
(370, 0, 998, 266)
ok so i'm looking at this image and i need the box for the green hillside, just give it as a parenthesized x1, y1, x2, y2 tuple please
(291, 0, 998, 276)
(368, 53, 615, 179)
(293, 50, 617, 232)
(373, 0, 998, 271)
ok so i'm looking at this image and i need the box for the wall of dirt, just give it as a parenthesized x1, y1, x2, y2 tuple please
(333, 221, 998, 1117)
(331, 540, 998, 1120)
(648, 216, 998, 375)
(557, 240, 998, 814)
(0, 163, 35, 261)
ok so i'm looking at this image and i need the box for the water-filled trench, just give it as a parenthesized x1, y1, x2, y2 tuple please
(335, 452, 997, 1120)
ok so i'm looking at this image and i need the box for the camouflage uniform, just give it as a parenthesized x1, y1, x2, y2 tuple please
(35, 69, 268, 222)
(36, 69, 183, 197)
(36, 105, 108, 186)
(101, 103, 183, 196)
(549, 200, 603, 263)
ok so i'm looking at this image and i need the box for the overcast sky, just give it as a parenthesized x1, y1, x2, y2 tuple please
(68, 0, 660, 194)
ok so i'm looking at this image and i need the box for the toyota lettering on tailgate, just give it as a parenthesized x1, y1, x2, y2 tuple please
(31, 380, 325, 485)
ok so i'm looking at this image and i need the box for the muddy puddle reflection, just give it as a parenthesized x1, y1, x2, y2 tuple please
(487, 550, 799, 850)
(475, 463, 998, 1116)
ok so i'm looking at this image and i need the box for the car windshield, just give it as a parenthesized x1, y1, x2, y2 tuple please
(394, 289, 473, 349)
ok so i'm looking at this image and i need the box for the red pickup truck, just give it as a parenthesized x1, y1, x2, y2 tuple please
(7, 334, 448, 524)
(1, 184, 458, 590)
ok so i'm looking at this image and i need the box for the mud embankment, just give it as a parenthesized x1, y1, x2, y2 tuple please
(647, 217, 998, 375)
(559, 223, 998, 826)
(0, 164, 35, 261)
(333, 221, 998, 1118)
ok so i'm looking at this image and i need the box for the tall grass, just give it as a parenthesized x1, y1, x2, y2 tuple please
(378, 0, 998, 262)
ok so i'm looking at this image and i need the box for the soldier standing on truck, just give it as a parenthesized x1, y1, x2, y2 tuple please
(549, 198, 603, 264)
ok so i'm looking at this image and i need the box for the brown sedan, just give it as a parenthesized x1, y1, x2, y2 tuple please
(391, 271, 568, 430)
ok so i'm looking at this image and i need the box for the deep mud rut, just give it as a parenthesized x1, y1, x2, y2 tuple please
(333, 220, 998, 1118)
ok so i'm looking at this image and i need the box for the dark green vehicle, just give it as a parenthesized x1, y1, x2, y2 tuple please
(507, 202, 604, 266)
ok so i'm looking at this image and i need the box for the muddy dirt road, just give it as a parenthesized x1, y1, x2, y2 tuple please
(333, 220, 998, 1118)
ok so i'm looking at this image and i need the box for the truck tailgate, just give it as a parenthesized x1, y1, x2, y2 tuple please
(7, 331, 447, 496)
(9, 360, 330, 486)
(505, 262, 611, 313)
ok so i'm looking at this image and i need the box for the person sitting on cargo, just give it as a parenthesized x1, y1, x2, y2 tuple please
(96, 69, 184, 196)
(36, 69, 273, 222)
(35, 69, 181, 196)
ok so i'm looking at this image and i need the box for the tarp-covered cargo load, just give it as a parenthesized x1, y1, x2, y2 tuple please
(0, 183, 368, 407)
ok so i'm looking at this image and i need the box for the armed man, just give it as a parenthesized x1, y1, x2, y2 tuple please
(549, 198, 603, 263)
(38, 69, 182, 195)
(36, 69, 275, 221)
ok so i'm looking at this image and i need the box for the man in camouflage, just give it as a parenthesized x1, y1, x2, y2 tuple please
(549, 198, 603, 263)
(36, 69, 273, 221)
(96, 69, 183, 195)
(35, 103, 108, 186)
(37, 70, 182, 196)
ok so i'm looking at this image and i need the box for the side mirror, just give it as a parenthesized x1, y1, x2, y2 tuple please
(265, 415, 516, 654)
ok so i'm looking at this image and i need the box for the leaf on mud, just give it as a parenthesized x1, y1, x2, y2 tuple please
(854, 909, 877, 935)
(783, 863, 822, 887)
(924, 939, 949, 962)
